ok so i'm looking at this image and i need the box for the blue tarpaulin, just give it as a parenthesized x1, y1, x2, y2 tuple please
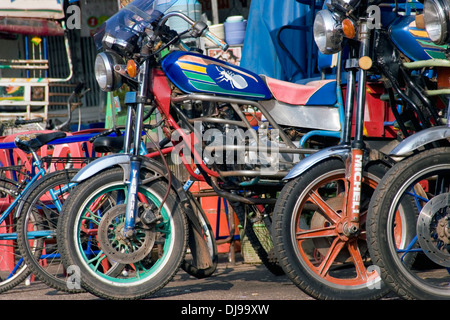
(240, 0, 320, 83)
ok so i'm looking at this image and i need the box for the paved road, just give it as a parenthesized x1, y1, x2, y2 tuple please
(0, 254, 311, 301)
(0, 253, 402, 318)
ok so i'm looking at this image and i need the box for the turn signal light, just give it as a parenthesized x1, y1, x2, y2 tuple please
(342, 19, 356, 39)
(415, 14, 425, 30)
(127, 60, 138, 78)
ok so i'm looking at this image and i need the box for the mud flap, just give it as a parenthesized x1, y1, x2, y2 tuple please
(180, 192, 216, 277)
(183, 222, 215, 273)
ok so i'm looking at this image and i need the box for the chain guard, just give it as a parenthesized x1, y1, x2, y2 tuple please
(417, 193, 450, 267)
(98, 204, 156, 265)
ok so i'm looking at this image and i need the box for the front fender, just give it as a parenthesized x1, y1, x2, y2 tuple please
(72, 153, 205, 236)
(390, 126, 450, 157)
(71, 153, 132, 183)
(284, 145, 351, 180)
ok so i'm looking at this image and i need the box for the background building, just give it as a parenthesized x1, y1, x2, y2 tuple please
(0, 0, 252, 130)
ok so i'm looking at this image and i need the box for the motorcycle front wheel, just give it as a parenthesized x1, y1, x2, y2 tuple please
(368, 147, 450, 300)
(273, 158, 391, 300)
(57, 167, 188, 300)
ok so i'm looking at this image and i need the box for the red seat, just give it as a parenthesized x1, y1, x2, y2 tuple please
(262, 76, 336, 105)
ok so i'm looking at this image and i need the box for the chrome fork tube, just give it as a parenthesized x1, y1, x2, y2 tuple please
(124, 60, 150, 236)
(122, 105, 134, 154)
(345, 19, 371, 235)
(353, 21, 370, 148)
(342, 48, 357, 145)
(133, 60, 149, 156)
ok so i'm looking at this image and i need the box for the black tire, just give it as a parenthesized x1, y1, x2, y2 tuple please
(231, 202, 284, 276)
(181, 192, 218, 279)
(367, 147, 450, 300)
(57, 167, 188, 300)
(273, 158, 390, 299)
(0, 178, 30, 292)
(16, 169, 83, 293)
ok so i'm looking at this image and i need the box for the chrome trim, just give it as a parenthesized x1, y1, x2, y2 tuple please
(283, 145, 351, 180)
(313, 10, 343, 55)
(71, 153, 131, 183)
(390, 126, 450, 156)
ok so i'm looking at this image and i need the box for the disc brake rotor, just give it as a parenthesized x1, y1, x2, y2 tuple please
(417, 193, 450, 267)
(98, 204, 156, 264)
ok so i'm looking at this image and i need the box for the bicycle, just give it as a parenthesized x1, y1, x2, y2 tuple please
(0, 131, 99, 293)
(0, 131, 65, 292)
(10, 122, 218, 293)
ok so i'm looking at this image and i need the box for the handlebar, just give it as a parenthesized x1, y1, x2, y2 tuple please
(88, 128, 122, 143)
(203, 30, 229, 51)
(159, 11, 229, 51)
(15, 117, 44, 126)
(55, 82, 90, 131)
(73, 82, 86, 95)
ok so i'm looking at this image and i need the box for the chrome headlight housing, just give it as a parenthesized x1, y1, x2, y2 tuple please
(94, 52, 124, 92)
(423, 0, 450, 45)
(314, 10, 344, 55)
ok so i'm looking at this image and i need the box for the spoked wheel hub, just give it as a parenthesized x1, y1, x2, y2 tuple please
(310, 194, 365, 263)
(98, 204, 156, 264)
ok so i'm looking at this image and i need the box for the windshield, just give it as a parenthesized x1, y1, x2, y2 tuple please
(94, 0, 178, 53)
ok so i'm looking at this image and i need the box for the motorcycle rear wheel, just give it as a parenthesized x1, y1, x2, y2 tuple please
(273, 158, 391, 300)
(57, 167, 188, 300)
(232, 202, 284, 275)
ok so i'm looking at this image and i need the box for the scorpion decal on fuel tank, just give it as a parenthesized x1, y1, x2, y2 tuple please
(214, 66, 248, 90)
(162, 51, 272, 100)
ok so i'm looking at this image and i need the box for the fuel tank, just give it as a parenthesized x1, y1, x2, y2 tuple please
(161, 51, 272, 100)
(389, 15, 446, 61)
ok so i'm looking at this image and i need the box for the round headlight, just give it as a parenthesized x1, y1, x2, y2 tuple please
(314, 10, 344, 55)
(423, 0, 450, 45)
(94, 52, 124, 92)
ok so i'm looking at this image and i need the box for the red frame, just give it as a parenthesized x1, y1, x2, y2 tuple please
(147, 69, 220, 180)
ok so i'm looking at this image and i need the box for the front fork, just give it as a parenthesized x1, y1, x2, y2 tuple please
(123, 60, 149, 236)
(344, 20, 370, 236)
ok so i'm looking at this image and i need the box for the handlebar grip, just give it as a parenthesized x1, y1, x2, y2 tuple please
(15, 117, 44, 125)
(203, 30, 229, 51)
(74, 82, 86, 94)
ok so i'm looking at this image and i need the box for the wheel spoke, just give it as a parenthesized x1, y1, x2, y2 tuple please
(317, 237, 346, 277)
(347, 239, 370, 281)
(296, 226, 337, 240)
(308, 189, 342, 224)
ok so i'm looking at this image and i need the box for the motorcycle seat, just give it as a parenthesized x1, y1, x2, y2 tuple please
(93, 135, 124, 153)
(261, 76, 337, 106)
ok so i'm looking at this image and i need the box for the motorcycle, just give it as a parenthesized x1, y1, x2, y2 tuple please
(367, 0, 450, 300)
(56, 0, 357, 299)
(272, 0, 447, 299)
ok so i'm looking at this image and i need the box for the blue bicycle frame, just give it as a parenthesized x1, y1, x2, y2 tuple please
(0, 132, 100, 279)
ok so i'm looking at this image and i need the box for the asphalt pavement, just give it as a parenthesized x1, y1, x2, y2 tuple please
(0, 252, 402, 319)
(0, 253, 311, 301)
